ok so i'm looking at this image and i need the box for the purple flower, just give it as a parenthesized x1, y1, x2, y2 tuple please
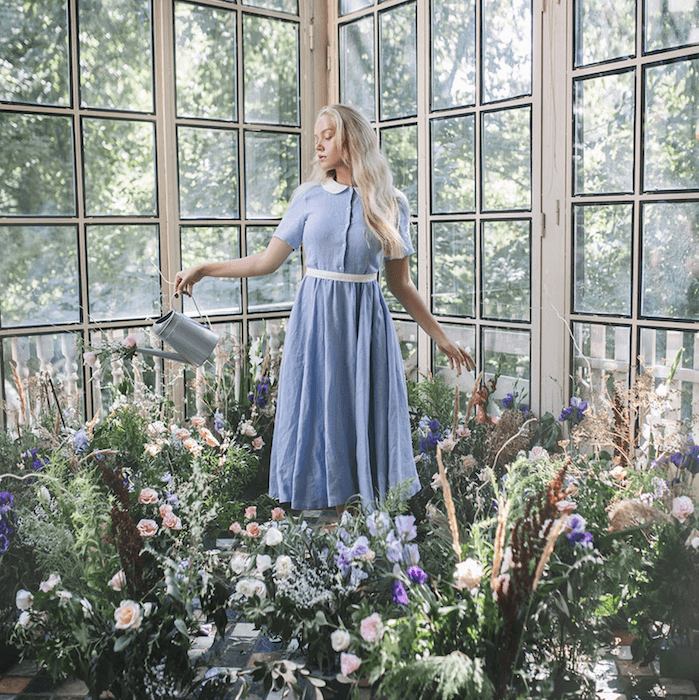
(249, 377, 271, 409)
(0, 533, 9, 554)
(350, 566, 368, 588)
(73, 428, 90, 454)
(386, 539, 404, 564)
(350, 536, 370, 558)
(336, 543, 352, 576)
(367, 511, 390, 537)
(558, 397, 588, 426)
(0, 492, 14, 513)
(214, 411, 225, 434)
(568, 529, 594, 548)
(403, 543, 420, 565)
(502, 392, 516, 409)
(392, 580, 408, 605)
(395, 515, 417, 541)
(407, 565, 427, 584)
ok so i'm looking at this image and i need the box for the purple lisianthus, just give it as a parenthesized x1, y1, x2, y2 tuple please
(350, 536, 370, 558)
(558, 396, 588, 426)
(403, 543, 420, 565)
(567, 513, 593, 549)
(350, 566, 368, 588)
(407, 565, 427, 584)
(367, 511, 390, 537)
(214, 410, 225, 434)
(336, 543, 352, 576)
(392, 580, 409, 605)
(386, 539, 404, 564)
(73, 428, 90, 454)
(419, 418, 443, 453)
(248, 376, 271, 409)
(395, 515, 417, 541)
(0, 491, 14, 515)
(502, 392, 516, 409)
(0, 533, 9, 554)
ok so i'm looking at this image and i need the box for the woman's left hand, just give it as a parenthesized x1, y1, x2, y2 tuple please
(436, 336, 475, 376)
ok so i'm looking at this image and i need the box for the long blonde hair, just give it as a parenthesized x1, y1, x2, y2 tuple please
(306, 104, 407, 259)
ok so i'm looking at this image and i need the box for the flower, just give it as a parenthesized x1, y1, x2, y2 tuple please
(236, 578, 266, 599)
(252, 436, 265, 451)
(138, 488, 158, 505)
(159, 503, 173, 518)
(230, 555, 248, 575)
(0, 533, 9, 554)
(274, 555, 294, 579)
(264, 527, 283, 546)
(245, 522, 261, 538)
(114, 600, 141, 630)
(394, 514, 417, 541)
(136, 519, 158, 538)
(556, 499, 577, 514)
(144, 442, 162, 457)
(528, 446, 549, 462)
(240, 420, 257, 437)
(566, 514, 593, 548)
(174, 427, 191, 440)
(256, 554, 272, 573)
(162, 511, 182, 530)
(672, 496, 694, 523)
(392, 580, 409, 605)
(18, 611, 31, 628)
(122, 334, 137, 349)
(245, 505, 257, 520)
(190, 416, 206, 427)
(229, 521, 242, 534)
(73, 429, 90, 454)
(271, 507, 285, 521)
(82, 351, 97, 368)
(198, 426, 220, 447)
(340, 652, 362, 676)
(558, 396, 588, 425)
(39, 573, 61, 593)
(367, 511, 390, 536)
(686, 529, 699, 549)
(108, 570, 127, 592)
(15, 589, 33, 611)
(182, 437, 202, 457)
(407, 565, 427, 584)
(331, 629, 351, 652)
(453, 558, 484, 592)
(360, 612, 385, 643)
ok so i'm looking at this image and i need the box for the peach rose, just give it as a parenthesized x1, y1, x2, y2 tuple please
(136, 519, 158, 538)
(174, 427, 191, 440)
(182, 437, 202, 457)
(159, 503, 173, 518)
(252, 436, 265, 451)
(190, 416, 206, 427)
(138, 488, 158, 505)
(114, 600, 141, 630)
(198, 427, 220, 447)
(245, 522, 260, 538)
(271, 507, 285, 521)
(245, 505, 257, 520)
(144, 443, 162, 457)
(229, 521, 242, 534)
(162, 511, 182, 530)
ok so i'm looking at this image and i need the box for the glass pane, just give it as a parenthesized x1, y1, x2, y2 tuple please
(0, 113, 75, 216)
(175, 2, 237, 121)
(83, 118, 156, 216)
(482, 107, 532, 211)
(639, 327, 699, 424)
(381, 223, 417, 311)
(184, 321, 243, 419)
(431, 115, 475, 214)
(0, 1, 70, 106)
(244, 132, 300, 219)
(340, 16, 375, 119)
(3, 333, 83, 428)
(86, 225, 160, 321)
(482, 0, 532, 103)
(645, 0, 699, 53)
(181, 226, 241, 316)
(572, 322, 630, 406)
(78, 0, 153, 112)
(573, 71, 635, 195)
(482, 327, 530, 410)
(482, 220, 530, 321)
(381, 125, 418, 213)
(394, 319, 419, 381)
(432, 0, 476, 110)
(642, 201, 699, 320)
(0, 225, 79, 327)
(242, 0, 298, 12)
(178, 126, 238, 219)
(434, 323, 476, 393)
(243, 15, 299, 126)
(432, 221, 475, 317)
(340, 0, 373, 15)
(644, 58, 699, 191)
(573, 204, 632, 315)
(246, 226, 301, 311)
(379, 2, 417, 120)
(574, 0, 635, 67)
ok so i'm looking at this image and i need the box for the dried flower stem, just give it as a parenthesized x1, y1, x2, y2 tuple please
(532, 515, 566, 590)
(436, 444, 461, 560)
(463, 371, 483, 423)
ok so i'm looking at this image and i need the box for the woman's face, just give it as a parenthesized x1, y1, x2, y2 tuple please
(314, 114, 345, 174)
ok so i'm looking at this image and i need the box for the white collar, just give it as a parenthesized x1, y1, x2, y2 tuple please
(322, 179, 351, 194)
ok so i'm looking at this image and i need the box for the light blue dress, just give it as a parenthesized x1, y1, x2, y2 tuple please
(268, 179, 421, 510)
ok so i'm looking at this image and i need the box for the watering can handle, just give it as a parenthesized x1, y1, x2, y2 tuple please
(172, 293, 213, 331)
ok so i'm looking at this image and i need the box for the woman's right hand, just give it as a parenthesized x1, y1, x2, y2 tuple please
(174, 265, 204, 297)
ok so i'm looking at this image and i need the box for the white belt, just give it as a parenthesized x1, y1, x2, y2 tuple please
(305, 268, 377, 283)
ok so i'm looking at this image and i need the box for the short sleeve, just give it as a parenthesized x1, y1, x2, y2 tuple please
(273, 190, 309, 251)
(385, 192, 414, 260)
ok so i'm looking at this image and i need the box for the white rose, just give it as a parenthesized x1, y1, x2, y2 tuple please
(453, 558, 485, 592)
(236, 578, 259, 599)
(39, 573, 61, 593)
(274, 555, 294, 579)
(230, 555, 248, 576)
(256, 554, 272, 573)
(240, 421, 257, 437)
(16, 589, 34, 611)
(264, 527, 283, 547)
(528, 446, 549, 462)
(251, 579, 267, 599)
(108, 570, 127, 592)
(38, 485, 51, 505)
(18, 611, 31, 627)
(114, 600, 142, 630)
(330, 629, 351, 652)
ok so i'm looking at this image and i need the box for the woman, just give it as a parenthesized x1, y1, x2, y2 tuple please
(175, 104, 474, 513)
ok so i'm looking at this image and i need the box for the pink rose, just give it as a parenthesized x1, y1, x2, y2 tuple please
(672, 496, 695, 523)
(138, 488, 158, 505)
(229, 521, 242, 534)
(108, 570, 127, 592)
(136, 519, 158, 538)
(162, 511, 182, 530)
(122, 334, 137, 349)
(174, 427, 191, 440)
(271, 507, 285, 521)
(114, 600, 141, 630)
(159, 503, 173, 518)
(340, 652, 362, 677)
(252, 436, 264, 451)
(359, 612, 385, 643)
(82, 351, 97, 368)
(245, 506, 257, 520)
(245, 522, 261, 538)
(190, 416, 206, 427)
(555, 499, 577, 514)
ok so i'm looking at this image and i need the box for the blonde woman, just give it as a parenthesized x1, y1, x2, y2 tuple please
(175, 104, 474, 514)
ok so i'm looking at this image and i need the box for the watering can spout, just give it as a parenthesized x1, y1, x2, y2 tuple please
(142, 305, 219, 366)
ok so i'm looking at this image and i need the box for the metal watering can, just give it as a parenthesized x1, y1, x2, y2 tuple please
(138, 295, 219, 367)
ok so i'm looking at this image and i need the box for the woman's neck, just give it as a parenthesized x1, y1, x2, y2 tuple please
(334, 165, 353, 186)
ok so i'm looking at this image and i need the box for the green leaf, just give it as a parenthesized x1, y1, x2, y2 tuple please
(174, 618, 189, 638)
(114, 634, 131, 652)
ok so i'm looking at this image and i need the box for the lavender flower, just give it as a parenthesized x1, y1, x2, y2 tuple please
(392, 580, 408, 605)
(395, 515, 417, 541)
(73, 428, 90, 454)
(558, 397, 588, 426)
(407, 565, 427, 584)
